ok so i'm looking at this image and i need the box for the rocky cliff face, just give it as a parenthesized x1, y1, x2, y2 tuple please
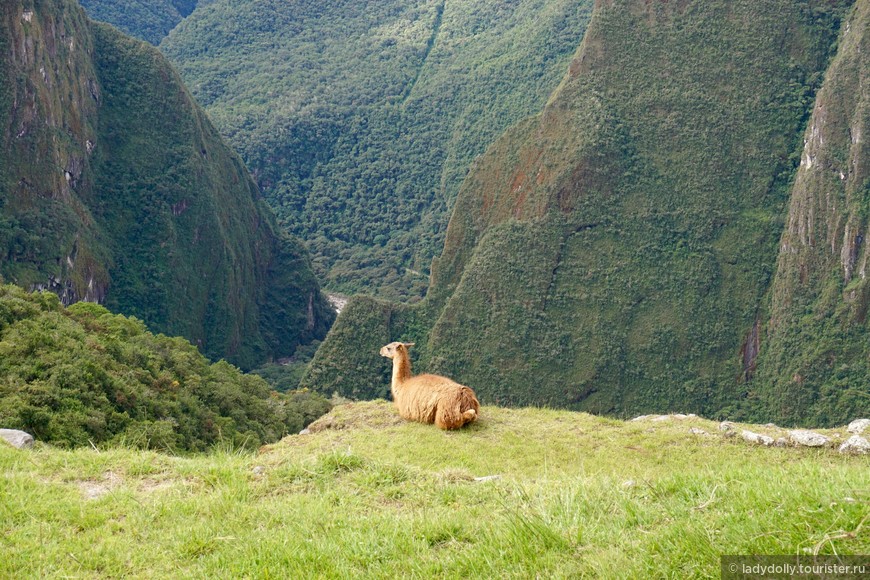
(0, 0, 107, 304)
(0, 0, 333, 369)
(303, 0, 860, 425)
(755, 0, 870, 425)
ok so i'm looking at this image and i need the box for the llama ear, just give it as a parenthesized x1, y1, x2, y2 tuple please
(403, 342, 415, 348)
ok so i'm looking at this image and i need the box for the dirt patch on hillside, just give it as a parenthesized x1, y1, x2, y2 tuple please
(79, 470, 122, 500)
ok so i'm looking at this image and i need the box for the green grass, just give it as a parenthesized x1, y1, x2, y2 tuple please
(3, 401, 867, 577)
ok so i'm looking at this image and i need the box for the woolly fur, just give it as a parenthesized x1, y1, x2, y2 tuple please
(379, 342, 480, 430)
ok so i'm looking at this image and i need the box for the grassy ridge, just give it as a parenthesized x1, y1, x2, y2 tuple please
(162, 0, 594, 300)
(1, 401, 867, 577)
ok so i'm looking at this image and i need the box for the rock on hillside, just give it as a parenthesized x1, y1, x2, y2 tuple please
(0, 0, 333, 368)
(0, 429, 34, 449)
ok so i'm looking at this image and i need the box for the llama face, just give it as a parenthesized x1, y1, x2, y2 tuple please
(379, 342, 400, 358)
(380, 341, 414, 358)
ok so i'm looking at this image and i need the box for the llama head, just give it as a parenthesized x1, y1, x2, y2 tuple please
(379, 341, 415, 359)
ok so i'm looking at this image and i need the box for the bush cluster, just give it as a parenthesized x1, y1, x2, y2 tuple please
(0, 285, 330, 451)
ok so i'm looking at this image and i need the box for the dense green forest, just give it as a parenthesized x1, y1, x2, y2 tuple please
(79, 0, 197, 44)
(1, 0, 333, 370)
(754, 0, 870, 426)
(0, 285, 330, 451)
(162, 0, 594, 300)
(303, 0, 867, 427)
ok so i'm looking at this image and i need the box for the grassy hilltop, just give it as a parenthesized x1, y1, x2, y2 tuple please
(1, 401, 867, 577)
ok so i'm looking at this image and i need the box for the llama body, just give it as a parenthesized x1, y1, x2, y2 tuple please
(379, 342, 479, 430)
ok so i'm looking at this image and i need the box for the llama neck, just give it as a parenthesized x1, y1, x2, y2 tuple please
(392, 352, 412, 391)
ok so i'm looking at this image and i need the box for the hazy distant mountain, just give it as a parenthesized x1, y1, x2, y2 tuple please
(79, 0, 197, 44)
(162, 0, 594, 300)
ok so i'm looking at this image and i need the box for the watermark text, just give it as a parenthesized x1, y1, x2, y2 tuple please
(722, 556, 869, 579)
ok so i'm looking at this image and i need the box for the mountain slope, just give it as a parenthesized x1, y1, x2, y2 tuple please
(0, 0, 333, 369)
(2, 401, 868, 576)
(755, 0, 870, 426)
(303, 0, 857, 424)
(79, 0, 197, 45)
(161, 0, 594, 300)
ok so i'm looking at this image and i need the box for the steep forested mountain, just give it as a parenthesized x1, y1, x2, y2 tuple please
(79, 0, 197, 45)
(302, 0, 867, 427)
(0, 0, 333, 369)
(755, 0, 870, 426)
(162, 0, 594, 300)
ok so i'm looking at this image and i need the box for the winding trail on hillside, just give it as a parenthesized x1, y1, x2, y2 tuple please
(401, 0, 446, 105)
(541, 222, 602, 310)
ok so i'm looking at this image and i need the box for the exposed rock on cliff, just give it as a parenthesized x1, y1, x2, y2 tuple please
(755, 0, 870, 425)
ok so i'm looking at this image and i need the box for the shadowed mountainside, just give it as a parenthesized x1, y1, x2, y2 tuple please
(754, 0, 870, 426)
(0, 0, 333, 369)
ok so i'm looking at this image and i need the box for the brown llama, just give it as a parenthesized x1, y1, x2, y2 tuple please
(379, 342, 480, 430)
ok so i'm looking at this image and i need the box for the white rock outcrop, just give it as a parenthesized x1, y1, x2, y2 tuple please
(846, 419, 870, 434)
(838, 435, 870, 454)
(788, 430, 830, 447)
(741, 430, 774, 446)
(0, 429, 34, 449)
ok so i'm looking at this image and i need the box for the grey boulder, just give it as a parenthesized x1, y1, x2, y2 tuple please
(788, 430, 830, 447)
(741, 430, 774, 446)
(0, 429, 34, 449)
(839, 435, 870, 455)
